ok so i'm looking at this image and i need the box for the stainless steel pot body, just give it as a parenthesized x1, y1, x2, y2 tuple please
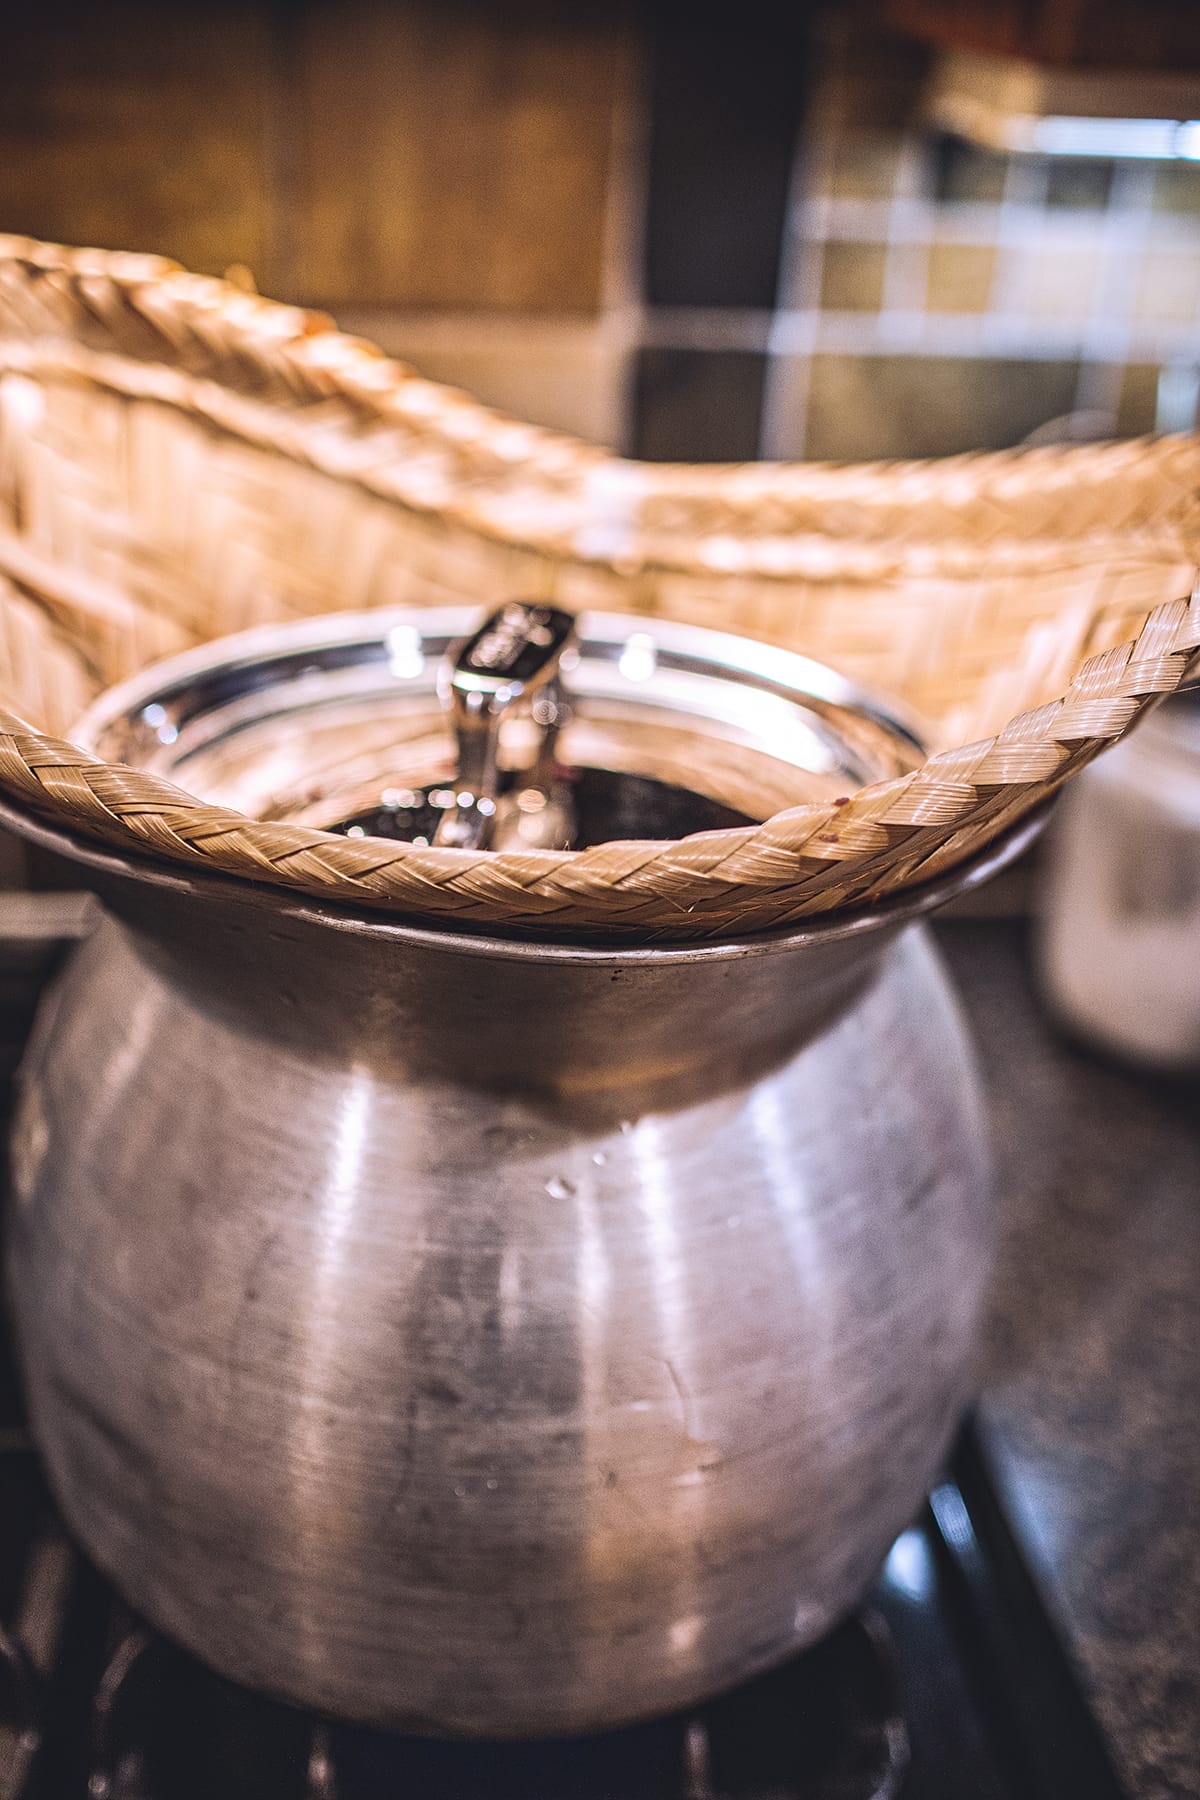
(5, 838, 995, 1737)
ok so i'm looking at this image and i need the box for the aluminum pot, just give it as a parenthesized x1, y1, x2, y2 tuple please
(3, 610, 1028, 1737)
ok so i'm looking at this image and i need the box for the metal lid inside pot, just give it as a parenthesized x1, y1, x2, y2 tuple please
(76, 605, 928, 852)
(327, 603, 763, 853)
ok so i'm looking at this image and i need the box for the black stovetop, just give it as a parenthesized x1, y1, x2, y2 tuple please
(0, 1340, 1124, 1800)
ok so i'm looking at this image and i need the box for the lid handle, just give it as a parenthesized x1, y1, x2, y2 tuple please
(433, 602, 577, 850)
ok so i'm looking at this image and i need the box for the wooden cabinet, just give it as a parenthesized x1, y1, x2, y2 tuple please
(878, 0, 1200, 71)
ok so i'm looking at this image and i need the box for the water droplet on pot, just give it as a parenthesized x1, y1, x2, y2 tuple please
(453, 1483, 468, 1498)
(485, 1478, 499, 1491)
(592, 1150, 607, 1166)
(545, 1175, 576, 1200)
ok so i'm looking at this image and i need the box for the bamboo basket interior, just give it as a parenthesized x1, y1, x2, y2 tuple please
(0, 236, 1197, 938)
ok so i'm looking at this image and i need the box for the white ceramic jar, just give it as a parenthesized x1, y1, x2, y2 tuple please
(1038, 693, 1200, 1069)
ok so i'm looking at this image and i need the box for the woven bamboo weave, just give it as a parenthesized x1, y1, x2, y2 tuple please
(0, 235, 1198, 937)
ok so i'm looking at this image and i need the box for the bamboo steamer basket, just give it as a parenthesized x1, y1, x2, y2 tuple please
(0, 235, 1197, 940)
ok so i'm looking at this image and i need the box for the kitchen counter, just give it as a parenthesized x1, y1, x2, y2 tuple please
(938, 922, 1200, 1800)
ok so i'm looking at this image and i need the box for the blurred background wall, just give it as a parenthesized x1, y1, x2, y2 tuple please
(0, 0, 1197, 462)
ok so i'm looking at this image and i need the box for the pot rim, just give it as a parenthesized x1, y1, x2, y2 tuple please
(0, 792, 1049, 967)
(71, 606, 930, 775)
